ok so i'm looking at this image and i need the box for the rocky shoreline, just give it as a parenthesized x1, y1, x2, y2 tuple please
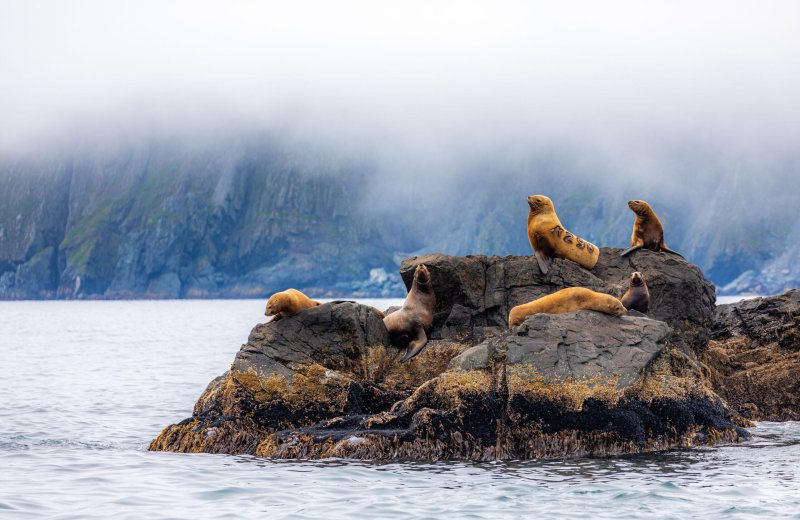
(149, 249, 798, 461)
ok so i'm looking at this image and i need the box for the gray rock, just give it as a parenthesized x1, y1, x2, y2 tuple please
(450, 310, 672, 388)
(401, 248, 714, 347)
(706, 289, 800, 420)
(232, 301, 390, 379)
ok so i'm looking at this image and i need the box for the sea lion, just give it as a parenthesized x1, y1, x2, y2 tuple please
(621, 200, 683, 257)
(526, 195, 600, 274)
(383, 264, 436, 362)
(508, 287, 626, 328)
(265, 288, 320, 321)
(620, 271, 650, 313)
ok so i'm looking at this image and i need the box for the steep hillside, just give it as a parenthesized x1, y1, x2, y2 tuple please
(0, 140, 797, 299)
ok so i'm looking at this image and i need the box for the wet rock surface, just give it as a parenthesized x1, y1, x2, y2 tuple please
(706, 290, 800, 421)
(151, 253, 755, 460)
(399, 248, 715, 347)
(449, 311, 672, 388)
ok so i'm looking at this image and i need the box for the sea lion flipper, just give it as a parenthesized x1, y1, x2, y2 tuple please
(621, 245, 644, 257)
(661, 246, 685, 258)
(533, 249, 551, 274)
(400, 329, 428, 363)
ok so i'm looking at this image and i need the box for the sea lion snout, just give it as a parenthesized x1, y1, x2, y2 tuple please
(414, 264, 431, 284)
(630, 271, 645, 286)
(527, 194, 554, 214)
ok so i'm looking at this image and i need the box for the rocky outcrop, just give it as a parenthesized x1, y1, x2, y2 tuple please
(449, 311, 671, 388)
(150, 301, 466, 455)
(232, 301, 390, 379)
(258, 325, 745, 461)
(151, 255, 748, 460)
(705, 290, 800, 421)
(399, 249, 715, 348)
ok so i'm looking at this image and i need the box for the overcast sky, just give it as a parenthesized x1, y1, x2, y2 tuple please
(1, 0, 799, 173)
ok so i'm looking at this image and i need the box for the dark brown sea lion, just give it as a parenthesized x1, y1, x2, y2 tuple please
(621, 271, 650, 313)
(383, 264, 436, 362)
(527, 195, 600, 274)
(265, 288, 320, 321)
(508, 287, 626, 328)
(621, 200, 683, 257)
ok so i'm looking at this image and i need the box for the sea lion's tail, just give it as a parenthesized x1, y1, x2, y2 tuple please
(621, 245, 644, 257)
(661, 246, 685, 259)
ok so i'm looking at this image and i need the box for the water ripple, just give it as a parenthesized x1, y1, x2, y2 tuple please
(0, 300, 798, 519)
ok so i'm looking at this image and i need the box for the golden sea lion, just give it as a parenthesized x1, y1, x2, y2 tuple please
(621, 200, 683, 257)
(383, 264, 436, 362)
(621, 271, 650, 313)
(265, 288, 320, 321)
(526, 195, 600, 274)
(508, 287, 626, 328)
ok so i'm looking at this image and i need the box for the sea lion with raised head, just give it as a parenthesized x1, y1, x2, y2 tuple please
(621, 271, 650, 313)
(526, 195, 600, 274)
(508, 287, 626, 328)
(621, 200, 683, 258)
(383, 264, 436, 362)
(265, 288, 320, 321)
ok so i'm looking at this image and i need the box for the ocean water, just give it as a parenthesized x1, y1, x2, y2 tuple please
(0, 299, 798, 519)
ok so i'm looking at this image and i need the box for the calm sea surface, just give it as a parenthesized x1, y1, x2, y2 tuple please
(0, 298, 797, 519)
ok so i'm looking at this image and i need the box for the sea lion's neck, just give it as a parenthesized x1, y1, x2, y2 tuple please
(528, 209, 555, 224)
(413, 279, 433, 293)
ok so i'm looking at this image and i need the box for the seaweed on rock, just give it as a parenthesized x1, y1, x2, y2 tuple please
(150, 252, 754, 460)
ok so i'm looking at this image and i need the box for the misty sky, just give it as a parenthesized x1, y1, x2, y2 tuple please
(1, 0, 799, 178)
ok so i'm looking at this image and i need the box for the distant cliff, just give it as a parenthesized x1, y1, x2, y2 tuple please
(1, 138, 797, 299)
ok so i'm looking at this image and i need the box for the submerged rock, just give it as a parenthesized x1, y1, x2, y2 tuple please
(705, 290, 800, 421)
(399, 248, 715, 347)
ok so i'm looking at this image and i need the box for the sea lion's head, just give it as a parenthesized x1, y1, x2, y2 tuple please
(628, 200, 653, 216)
(265, 292, 287, 316)
(606, 297, 628, 316)
(527, 195, 555, 215)
(629, 271, 646, 287)
(414, 264, 431, 286)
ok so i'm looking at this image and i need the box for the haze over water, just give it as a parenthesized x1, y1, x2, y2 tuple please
(1, 299, 798, 519)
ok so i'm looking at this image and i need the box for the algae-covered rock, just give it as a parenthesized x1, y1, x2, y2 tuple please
(258, 347, 747, 461)
(399, 248, 715, 347)
(150, 302, 465, 455)
(151, 254, 749, 460)
(449, 311, 671, 388)
(705, 290, 800, 421)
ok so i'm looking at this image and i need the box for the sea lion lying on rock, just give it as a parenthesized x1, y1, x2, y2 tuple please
(265, 289, 320, 321)
(621, 271, 650, 313)
(509, 287, 627, 327)
(383, 264, 435, 362)
(526, 195, 600, 274)
(622, 200, 683, 257)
